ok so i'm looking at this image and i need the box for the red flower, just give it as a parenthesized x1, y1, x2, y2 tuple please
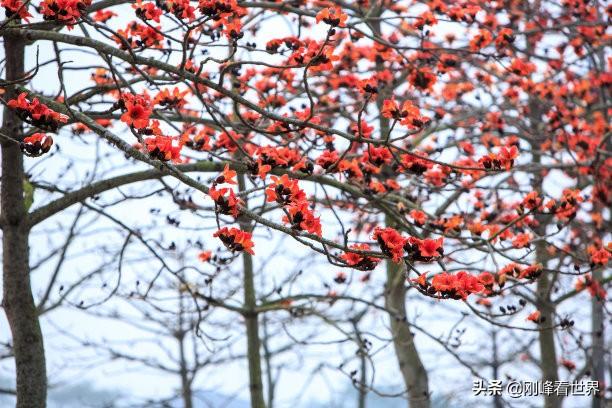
(7, 93, 68, 131)
(408, 67, 437, 92)
(409, 210, 427, 226)
(512, 233, 531, 249)
(476, 298, 492, 307)
(213, 227, 254, 255)
(526, 310, 542, 323)
(469, 29, 492, 51)
(40, 0, 91, 27)
(93, 9, 116, 22)
(223, 19, 243, 40)
(431, 273, 454, 293)
(404, 237, 444, 261)
(265, 175, 305, 204)
(341, 244, 380, 271)
(522, 191, 541, 210)
(372, 227, 406, 263)
(587, 246, 610, 266)
(208, 186, 242, 218)
(361, 146, 392, 166)
(518, 264, 542, 280)
(121, 94, 152, 129)
(411, 273, 428, 289)
(144, 136, 182, 162)
(21, 133, 53, 157)
(154, 87, 189, 109)
(431, 271, 483, 300)
(478, 272, 495, 287)
(133, 0, 162, 22)
(316, 6, 347, 27)
(215, 164, 237, 185)
(283, 202, 322, 236)
(575, 274, 607, 300)
(400, 153, 432, 175)
(418, 237, 444, 258)
(338, 159, 363, 179)
(560, 359, 576, 372)
(198, 251, 212, 262)
(1, 0, 32, 20)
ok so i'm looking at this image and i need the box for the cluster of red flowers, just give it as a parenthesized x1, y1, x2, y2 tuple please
(198, 0, 244, 19)
(288, 40, 339, 72)
(249, 146, 307, 179)
(115, 22, 164, 50)
(20, 133, 53, 157)
(39, 0, 91, 26)
(372, 227, 444, 264)
(521, 191, 542, 211)
(157, 0, 195, 21)
(499, 263, 543, 282)
(399, 153, 433, 175)
(405, 237, 444, 262)
(213, 227, 254, 255)
(265, 175, 321, 236)
(315, 6, 348, 28)
(478, 145, 519, 170)
(341, 243, 380, 271)
(586, 245, 610, 266)
(92, 8, 115, 22)
(511, 233, 532, 249)
(119, 93, 152, 129)
(413, 271, 485, 300)
(545, 189, 583, 220)
(372, 227, 406, 263)
(1, 0, 31, 20)
(265, 36, 302, 54)
(133, 0, 163, 22)
(408, 67, 437, 92)
(208, 165, 242, 218)
(199, 0, 246, 40)
(575, 273, 607, 300)
(183, 126, 213, 152)
(526, 310, 544, 324)
(214, 130, 244, 153)
(153, 87, 189, 110)
(8, 93, 68, 132)
(144, 135, 182, 162)
(381, 99, 430, 129)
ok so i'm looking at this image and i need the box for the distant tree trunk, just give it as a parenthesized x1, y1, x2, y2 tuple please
(535, 247, 560, 408)
(238, 173, 265, 408)
(384, 246, 430, 408)
(1, 30, 47, 408)
(591, 268, 605, 408)
(491, 330, 503, 408)
(177, 292, 193, 408)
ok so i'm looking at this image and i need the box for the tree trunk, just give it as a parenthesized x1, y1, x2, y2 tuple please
(238, 174, 265, 408)
(178, 332, 193, 408)
(384, 258, 430, 408)
(1, 32, 48, 408)
(591, 268, 605, 408)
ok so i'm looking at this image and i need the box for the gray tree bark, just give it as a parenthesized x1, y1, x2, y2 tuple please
(238, 173, 266, 408)
(591, 268, 605, 408)
(384, 259, 430, 408)
(1, 30, 48, 408)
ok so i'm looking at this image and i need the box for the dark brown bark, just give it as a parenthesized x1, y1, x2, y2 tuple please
(1, 32, 47, 408)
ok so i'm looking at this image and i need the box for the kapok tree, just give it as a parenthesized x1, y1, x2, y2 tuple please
(1, 1, 610, 407)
